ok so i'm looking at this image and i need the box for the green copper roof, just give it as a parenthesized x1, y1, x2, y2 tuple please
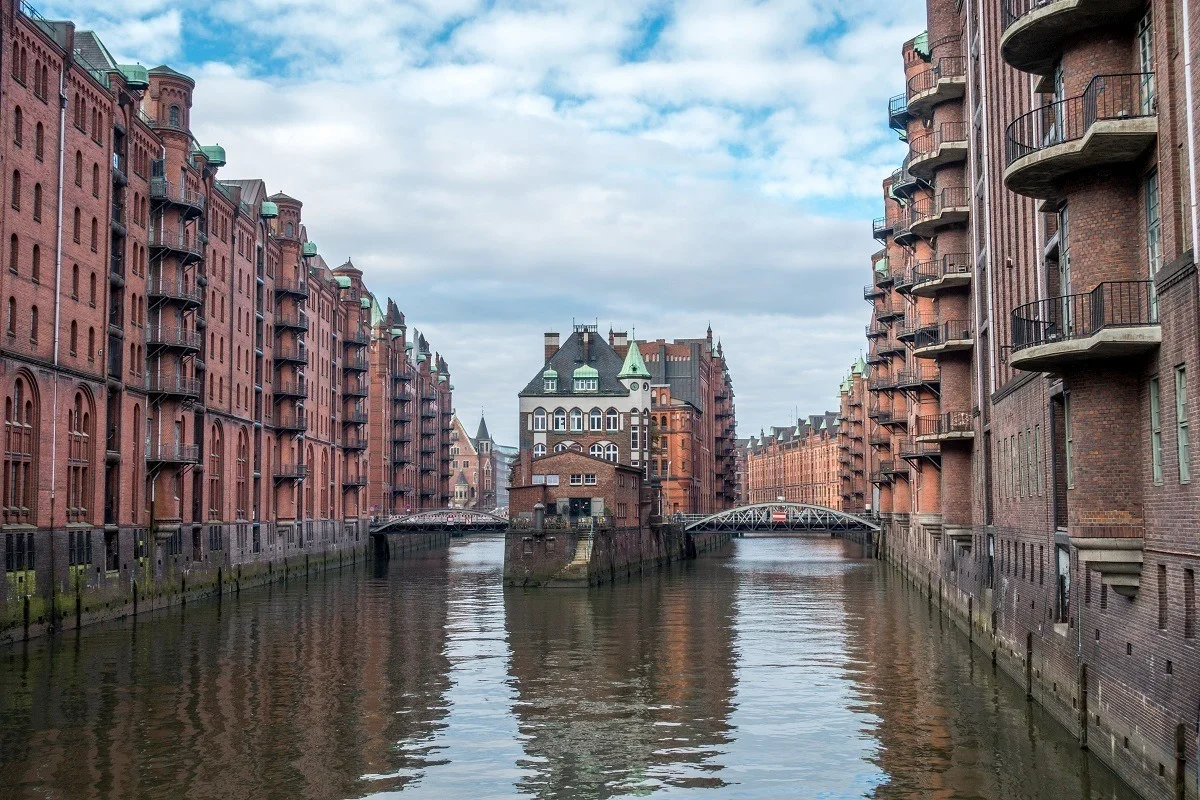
(617, 340, 651, 379)
(334, 275, 352, 288)
(259, 201, 278, 219)
(914, 31, 930, 59)
(360, 297, 371, 309)
(449, 384, 454, 390)
(405, 343, 414, 350)
(200, 145, 226, 166)
(302, 241, 318, 258)
(118, 64, 149, 90)
(389, 327, 404, 336)
(543, 368, 558, 378)
(417, 354, 427, 362)
(853, 355, 867, 375)
(369, 296, 384, 326)
(573, 365, 599, 379)
(439, 374, 447, 383)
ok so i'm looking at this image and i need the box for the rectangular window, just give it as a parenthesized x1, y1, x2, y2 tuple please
(631, 426, 639, 450)
(545, 474, 560, 486)
(1065, 393, 1075, 489)
(1186, 569, 1196, 639)
(1034, 425, 1042, 495)
(532, 474, 545, 485)
(1147, 169, 1161, 319)
(1150, 377, 1163, 484)
(1178, 366, 1190, 483)
(570, 474, 583, 486)
(1159, 564, 1169, 629)
(585, 474, 597, 485)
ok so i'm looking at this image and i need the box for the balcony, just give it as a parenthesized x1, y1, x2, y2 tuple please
(869, 374, 898, 392)
(873, 216, 893, 243)
(877, 337, 906, 357)
(275, 413, 305, 433)
(908, 187, 969, 238)
(148, 228, 204, 264)
(1010, 280, 1160, 371)
(343, 355, 368, 372)
(343, 379, 368, 398)
(147, 442, 200, 465)
(913, 318, 974, 358)
(275, 379, 307, 399)
(275, 342, 307, 364)
(344, 409, 368, 424)
(888, 93, 909, 139)
(147, 373, 201, 400)
(1001, 0, 1145, 77)
(274, 312, 309, 331)
(876, 299, 905, 322)
(149, 178, 205, 217)
(896, 315, 938, 344)
(866, 320, 889, 339)
(274, 464, 307, 482)
(893, 209, 918, 247)
(908, 123, 969, 180)
(343, 330, 370, 347)
(343, 475, 368, 488)
(915, 411, 975, 443)
(421, 407, 437, 419)
(896, 364, 940, 390)
(906, 55, 967, 116)
(274, 278, 310, 299)
(890, 155, 925, 202)
(894, 263, 919, 295)
(911, 252, 972, 296)
(869, 430, 891, 447)
(147, 277, 203, 309)
(898, 436, 940, 462)
(147, 326, 201, 353)
(1005, 73, 1157, 199)
(864, 284, 885, 301)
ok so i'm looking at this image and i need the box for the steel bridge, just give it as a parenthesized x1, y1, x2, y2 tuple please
(679, 503, 880, 533)
(371, 509, 509, 534)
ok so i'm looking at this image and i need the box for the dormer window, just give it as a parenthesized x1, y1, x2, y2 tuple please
(573, 365, 599, 392)
(544, 377, 557, 391)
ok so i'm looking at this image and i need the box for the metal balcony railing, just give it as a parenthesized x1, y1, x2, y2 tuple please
(276, 413, 304, 431)
(866, 321, 889, 338)
(896, 364, 940, 388)
(344, 330, 370, 346)
(914, 318, 973, 349)
(907, 55, 966, 98)
(147, 442, 200, 464)
(912, 252, 971, 289)
(147, 326, 201, 351)
(149, 178, 205, 213)
(148, 228, 204, 259)
(276, 379, 307, 397)
(147, 277, 202, 306)
(873, 217, 892, 242)
(274, 312, 309, 331)
(147, 373, 201, 398)
(909, 122, 969, 162)
(343, 355, 368, 371)
(1005, 73, 1156, 167)
(274, 278, 310, 297)
(344, 410, 368, 424)
(1012, 280, 1157, 353)
(275, 464, 307, 480)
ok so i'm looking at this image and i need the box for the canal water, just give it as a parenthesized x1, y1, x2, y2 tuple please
(0, 535, 1137, 799)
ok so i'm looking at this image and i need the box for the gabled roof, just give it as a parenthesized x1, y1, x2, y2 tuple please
(267, 191, 301, 204)
(519, 330, 630, 397)
(476, 415, 491, 442)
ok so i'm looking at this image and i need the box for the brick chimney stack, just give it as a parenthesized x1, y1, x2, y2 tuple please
(544, 333, 560, 362)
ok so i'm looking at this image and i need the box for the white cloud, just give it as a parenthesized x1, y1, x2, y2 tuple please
(41, 0, 927, 444)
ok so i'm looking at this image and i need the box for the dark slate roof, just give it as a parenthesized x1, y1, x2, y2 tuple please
(476, 415, 491, 442)
(519, 330, 630, 398)
(333, 258, 360, 274)
(219, 178, 267, 206)
(268, 191, 301, 204)
(75, 32, 116, 70)
(638, 340, 705, 411)
(149, 64, 195, 84)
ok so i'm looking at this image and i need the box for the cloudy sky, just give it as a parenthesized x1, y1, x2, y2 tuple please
(53, 0, 924, 444)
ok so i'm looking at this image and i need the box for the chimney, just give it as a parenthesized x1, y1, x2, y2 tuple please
(544, 332, 560, 362)
(613, 331, 628, 348)
(582, 330, 591, 363)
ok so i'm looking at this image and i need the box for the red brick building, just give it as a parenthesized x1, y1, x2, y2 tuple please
(509, 449, 645, 529)
(448, 412, 496, 510)
(837, 358, 871, 514)
(625, 328, 737, 515)
(865, 1, 1200, 796)
(745, 413, 841, 509)
(0, 2, 452, 636)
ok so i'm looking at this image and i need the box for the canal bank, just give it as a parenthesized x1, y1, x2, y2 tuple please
(878, 519, 1195, 800)
(0, 523, 450, 645)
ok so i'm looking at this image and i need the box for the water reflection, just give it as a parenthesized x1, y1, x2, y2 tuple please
(0, 535, 1138, 800)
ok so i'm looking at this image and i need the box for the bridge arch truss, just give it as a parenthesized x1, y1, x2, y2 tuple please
(682, 503, 880, 533)
(372, 509, 509, 533)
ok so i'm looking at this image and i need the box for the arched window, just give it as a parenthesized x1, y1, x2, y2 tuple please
(88, 272, 96, 305)
(285, 222, 293, 237)
(29, 306, 37, 342)
(77, 97, 84, 132)
(589, 442, 604, 458)
(71, 263, 79, 298)
(32, 183, 40, 221)
(235, 430, 248, 520)
(9, 170, 19, 210)
(90, 217, 97, 251)
(30, 245, 38, 283)
(533, 408, 547, 431)
(87, 327, 94, 361)
(6, 297, 15, 335)
(3, 374, 37, 524)
(69, 320, 77, 355)
(131, 405, 142, 521)
(606, 408, 619, 431)
(168, 105, 181, 128)
(305, 444, 315, 519)
(7, 235, 14, 274)
(321, 450, 330, 519)
(34, 123, 43, 160)
(66, 391, 92, 522)
(604, 443, 618, 462)
(590, 408, 603, 430)
(554, 443, 569, 453)
(569, 408, 583, 431)
(72, 207, 80, 242)
(9, 42, 16, 80)
(13, 106, 22, 146)
(552, 408, 566, 432)
(208, 424, 223, 521)
(533, 443, 546, 457)
(74, 151, 82, 186)
(91, 163, 99, 197)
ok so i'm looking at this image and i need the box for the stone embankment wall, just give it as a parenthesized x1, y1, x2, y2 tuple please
(503, 524, 731, 588)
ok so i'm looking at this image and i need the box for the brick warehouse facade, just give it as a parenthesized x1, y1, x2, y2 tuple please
(745, 412, 841, 509)
(0, 2, 453, 641)
(865, 0, 1200, 797)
